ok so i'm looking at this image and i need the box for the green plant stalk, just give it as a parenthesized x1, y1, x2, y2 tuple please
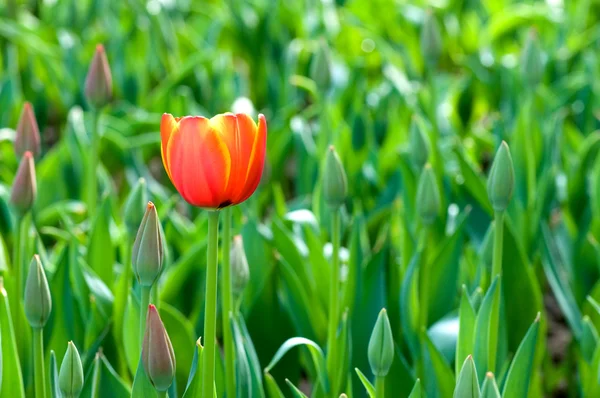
(375, 376, 385, 398)
(202, 211, 220, 398)
(33, 327, 46, 398)
(11, 215, 25, 329)
(87, 110, 101, 219)
(156, 391, 167, 398)
(489, 211, 504, 373)
(326, 209, 341, 390)
(418, 225, 431, 331)
(90, 353, 101, 397)
(221, 208, 235, 398)
(492, 211, 504, 279)
(140, 286, 151, 344)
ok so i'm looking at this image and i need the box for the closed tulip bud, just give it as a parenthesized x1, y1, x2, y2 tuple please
(15, 102, 41, 158)
(420, 10, 442, 67)
(10, 151, 37, 216)
(231, 235, 250, 299)
(59, 341, 84, 398)
(521, 28, 543, 89)
(368, 308, 394, 377)
(310, 39, 332, 90)
(24, 255, 52, 328)
(409, 117, 430, 169)
(85, 44, 113, 109)
(142, 305, 176, 392)
(123, 178, 148, 236)
(487, 141, 515, 212)
(323, 146, 348, 208)
(416, 164, 440, 225)
(132, 202, 164, 287)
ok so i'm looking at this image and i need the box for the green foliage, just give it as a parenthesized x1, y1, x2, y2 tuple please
(0, 0, 598, 396)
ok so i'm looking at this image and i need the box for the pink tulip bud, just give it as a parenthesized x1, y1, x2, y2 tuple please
(10, 151, 37, 216)
(15, 102, 41, 158)
(84, 44, 113, 109)
(142, 305, 176, 392)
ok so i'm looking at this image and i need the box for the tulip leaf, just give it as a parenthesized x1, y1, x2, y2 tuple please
(481, 373, 501, 398)
(131, 358, 159, 398)
(0, 279, 25, 398)
(456, 285, 476, 376)
(408, 378, 422, 398)
(473, 276, 501, 382)
(81, 352, 130, 398)
(285, 379, 309, 398)
(123, 292, 141, 375)
(49, 350, 60, 398)
(454, 356, 480, 398)
(160, 302, 196, 397)
(582, 317, 599, 363)
(231, 313, 265, 398)
(399, 251, 421, 360)
(423, 331, 455, 398)
(265, 337, 329, 393)
(264, 372, 285, 398)
(87, 198, 115, 287)
(0, 234, 8, 272)
(354, 368, 375, 398)
(501, 314, 540, 398)
(182, 339, 203, 398)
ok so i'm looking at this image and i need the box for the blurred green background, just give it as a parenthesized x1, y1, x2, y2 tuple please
(1, 0, 600, 397)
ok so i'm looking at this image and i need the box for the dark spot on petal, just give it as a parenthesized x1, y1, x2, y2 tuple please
(218, 200, 232, 209)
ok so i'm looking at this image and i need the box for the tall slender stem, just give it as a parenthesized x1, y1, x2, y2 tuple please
(87, 110, 101, 219)
(221, 208, 235, 398)
(326, 210, 341, 389)
(492, 211, 504, 279)
(202, 211, 220, 398)
(375, 376, 385, 398)
(33, 327, 46, 398)
(419, 225, 431, 331)
(11, 215, 23, 316)
(140, 286, 151, 344)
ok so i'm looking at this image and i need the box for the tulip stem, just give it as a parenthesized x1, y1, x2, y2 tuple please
(11, 214, 25, 331)
(492, 210, 504, 279)
(202, 211, 220, 398)
(221, 208, 235, 398)
(375, 376, 385, 398)
(33, 327, 46, 398)
(418, 225, 432, 331)
(140, 286, 151, 344)
(156, 391, 167, 398)
(87, 110, 101, 219)
(326, 209, 341, 391)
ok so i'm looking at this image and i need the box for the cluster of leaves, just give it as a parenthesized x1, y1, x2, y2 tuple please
(1, 0, 600, 397)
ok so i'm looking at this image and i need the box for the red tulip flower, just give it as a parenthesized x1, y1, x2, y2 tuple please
(160, 113, 267, 209)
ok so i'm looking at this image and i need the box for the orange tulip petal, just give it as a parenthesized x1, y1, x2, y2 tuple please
(160, 114, 181, 180)
(210, 113, 243, 202)
(236, 114, 267, 203)
(166, 116, 227, 207)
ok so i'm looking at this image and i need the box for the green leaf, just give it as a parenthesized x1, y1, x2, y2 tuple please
(456, 285, 476, 376)
(160, 302, 196, 397)
(80, 352, 130, 398)
(231, 313, 265, 398)
(49, 351, 60, 398)
(0, 279, 25, 398)
(399, 252, 421, 359)
(408, 379, 422, 398)
(582, 316, 599, 363)
(285, 379, 309, 398)
(453, 356, 480, 398)
(131, 356, 159, 398)
(480, 373, 501, 398)
(501, 314, 541, 398)
(0, 234, 8, 272)
(473, 276, 501, 382)
(264, 372, 285, 398)
(182, 339, 203, 398)
(265, 337, 329, 392)
(540, 224, 583, 338)
(354, 368, 375, 398)
(87, 198, 115, 287)
(423, 331, 455, 398)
